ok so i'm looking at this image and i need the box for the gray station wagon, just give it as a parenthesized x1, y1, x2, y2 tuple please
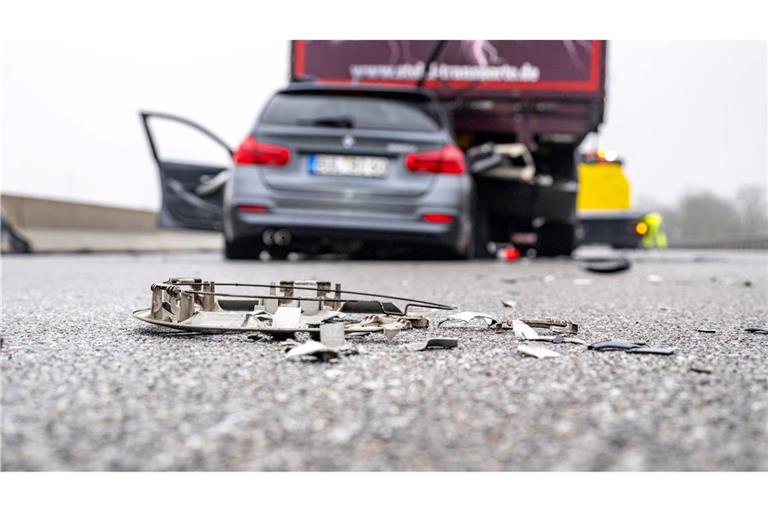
(141, 84, 475, 259)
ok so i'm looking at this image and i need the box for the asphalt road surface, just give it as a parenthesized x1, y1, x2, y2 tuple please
(2, 250, 767, 470)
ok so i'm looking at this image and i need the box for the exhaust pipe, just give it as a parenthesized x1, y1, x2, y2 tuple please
(262, 229, 275, 246)
(273, 229, 292, 246)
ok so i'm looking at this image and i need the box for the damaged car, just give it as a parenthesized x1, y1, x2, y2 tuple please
(141, 84, 475, 260)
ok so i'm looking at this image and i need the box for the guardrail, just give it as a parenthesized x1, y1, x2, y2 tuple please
(1, 194, 221, 254)
(668, 232, 768, 250)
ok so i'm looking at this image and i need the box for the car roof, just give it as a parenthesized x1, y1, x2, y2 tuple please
(277, 82, 440, 103)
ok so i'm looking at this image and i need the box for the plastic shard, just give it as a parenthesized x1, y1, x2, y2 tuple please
(627, 346, 675, 355)
(438, 312, 500, 328)
(588, 340, 642, 351)
(520, 318, 579, 335)
(285, 341, 340, 362)
(512, 320, 539, 339)
(588, 340, 674, 355)
(272, 306, 302, 329)
(517, 344, 561, 359)
(319, 323, 346, 347)
(406, 337, 459, 351)
(690, 364, 713, 374)
(745, 327, 768, 334)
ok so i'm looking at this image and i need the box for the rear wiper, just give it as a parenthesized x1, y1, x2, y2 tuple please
(297, 116, 355, 128)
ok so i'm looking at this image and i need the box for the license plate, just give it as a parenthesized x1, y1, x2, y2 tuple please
(308, 154, 388, 178)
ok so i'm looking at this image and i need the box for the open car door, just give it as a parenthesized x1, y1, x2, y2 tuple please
(140, 111, 232, 231)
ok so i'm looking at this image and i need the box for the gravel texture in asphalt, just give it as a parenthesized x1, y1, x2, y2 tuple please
(2, 250, 767, 470)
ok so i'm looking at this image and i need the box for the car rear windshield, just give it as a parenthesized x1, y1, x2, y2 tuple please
(260, 93, 443, 132)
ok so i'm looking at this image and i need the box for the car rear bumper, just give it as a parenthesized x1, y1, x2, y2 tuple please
(225, 206, 468, 253)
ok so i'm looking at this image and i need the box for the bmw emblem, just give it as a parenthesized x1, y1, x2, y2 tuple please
(342, 134, 355, 149)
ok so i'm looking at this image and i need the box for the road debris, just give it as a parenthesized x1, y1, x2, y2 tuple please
(272, 306, 301, 329)
(690, 364, 713, 374)
(745, 327, 768, 334)
(626, 346, 675, 355)
(278, 339, 300, 350)
(588, 340, 675, 355)
(517, 344, 561, 359)
(319, 323, 346, 347)
(512, 320, 539, 339)
(133, 277, 450, 336)
(349, 314, 418, 341)
(580, 256, 632, 274)
(497, 246, 521, 261)
(647, 274, 663, 283)
(438, 311, 499, 328)
(697, 328, 717, 334)
(588, 340, 645, 351)
(520, 319, 579, 335)
(437, 313, 581, 342)
(501, 299, 517, 308)
(285, 341, 360, 362)
(405, 338, 459, 351)
(509, 319, 584, 344)
(573, 278, 592, 286)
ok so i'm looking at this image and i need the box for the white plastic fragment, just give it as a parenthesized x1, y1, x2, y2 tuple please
(501, 299, 517, 308)
(285, 341, 339, 362)
(272, 306, 302, 329)
(517, 344, 561, 359)
(319, 323, 346, 347)
(512, 320, 539, 340)
(647, 274, 662, 283)
(382, 324, 402, 341)
(438, 312, 499, 328)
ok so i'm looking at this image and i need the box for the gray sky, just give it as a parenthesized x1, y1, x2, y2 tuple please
(2, 40, 766, 210)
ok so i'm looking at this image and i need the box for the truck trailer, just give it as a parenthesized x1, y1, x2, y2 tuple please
(291, 40, 607, 255)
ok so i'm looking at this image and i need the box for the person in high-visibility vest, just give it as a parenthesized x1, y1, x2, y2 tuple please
(641, 211, 668, 249)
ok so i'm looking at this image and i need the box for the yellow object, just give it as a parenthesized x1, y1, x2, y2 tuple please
(635, 221, 649, 236)
(577, 161, 631, 211)
(641, 211, 668, 249)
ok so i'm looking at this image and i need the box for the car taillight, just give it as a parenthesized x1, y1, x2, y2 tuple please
(233, 135, 290, 166)
(422, 213, 455, 224)
(237, 204, 269, 214)
(405, 145, 466, 175)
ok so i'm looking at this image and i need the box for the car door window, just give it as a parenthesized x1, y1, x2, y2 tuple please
(146, 116, 232, 167)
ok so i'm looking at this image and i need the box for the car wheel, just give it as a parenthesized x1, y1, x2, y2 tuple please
(471, 196, 494, 259)
(224, 239, 260, 260)
(267, 247, 290, 260)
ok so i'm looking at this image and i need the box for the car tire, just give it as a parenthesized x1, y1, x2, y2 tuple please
(471, 196, 494, 259)
(537, 222, 576, 257)
(267, 248, 290, 260)
(224, 239, 260, 260)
